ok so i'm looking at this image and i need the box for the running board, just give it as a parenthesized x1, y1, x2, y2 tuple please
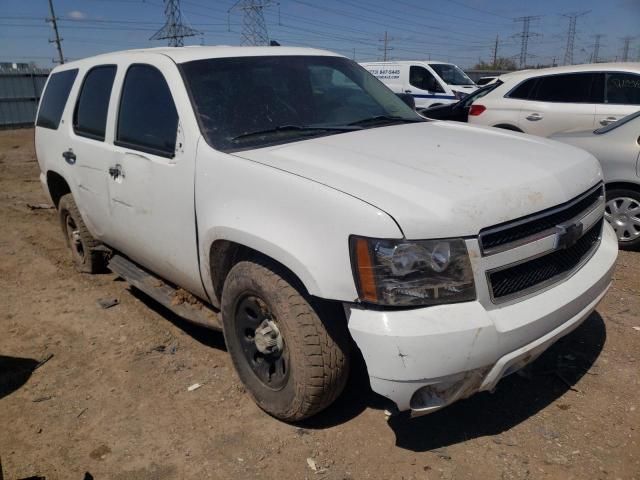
(108, 255, 222, 331)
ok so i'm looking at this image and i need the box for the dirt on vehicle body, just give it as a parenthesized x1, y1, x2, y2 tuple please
(1, 129, 639, 479)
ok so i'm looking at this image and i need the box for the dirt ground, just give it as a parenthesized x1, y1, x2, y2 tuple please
(1, 128, 638, 480)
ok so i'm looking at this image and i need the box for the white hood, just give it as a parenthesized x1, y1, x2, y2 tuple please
(233, 122, 602, 238)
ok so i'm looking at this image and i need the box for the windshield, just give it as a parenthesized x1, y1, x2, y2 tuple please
(594, 109, 640, 134)
(180, 55, 421, 151)
(462, 81, 502, 107)
(429, 63, 475, 86)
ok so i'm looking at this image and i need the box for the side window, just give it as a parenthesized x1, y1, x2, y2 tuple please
(116, 64, 178, 157)
(36, 69, 78, 129)
(409, 66, 444, 93)
(508, 78, 537, 99)
(531, 73, 599, 103)
(74, 65, 116, 141)
(606, 73, 640, 105)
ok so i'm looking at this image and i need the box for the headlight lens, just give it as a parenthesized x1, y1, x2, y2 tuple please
(350, 236, 476, 307)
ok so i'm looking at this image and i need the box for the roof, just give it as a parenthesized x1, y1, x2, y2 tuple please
(498, 62, 640, 82)
(53, 45, 343, 70)
(360, 60, 454, 66)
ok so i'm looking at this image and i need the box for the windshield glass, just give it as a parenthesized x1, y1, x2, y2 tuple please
(594, 109, 640, 134)
(180, 55, 421, 151)
(462, 81, 502, 107)
(429, 63, 475, 86)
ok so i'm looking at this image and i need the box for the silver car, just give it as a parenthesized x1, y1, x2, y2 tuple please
(552, 110, 640, 249)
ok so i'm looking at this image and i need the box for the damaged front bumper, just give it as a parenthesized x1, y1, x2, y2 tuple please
(345, 224, 617, 416)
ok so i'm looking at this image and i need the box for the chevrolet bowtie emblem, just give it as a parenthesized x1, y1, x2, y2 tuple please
(555, 221, 583, 250)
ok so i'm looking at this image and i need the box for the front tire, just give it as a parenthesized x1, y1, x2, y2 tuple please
(58, 193, 106, 273)
(221, 259, 350, 421)
(605, 188, 640, 250)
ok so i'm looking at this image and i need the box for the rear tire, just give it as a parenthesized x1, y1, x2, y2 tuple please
(58, 193, 106, 273)
(605, 187, 640, 250)
(221, 258, 350, 421)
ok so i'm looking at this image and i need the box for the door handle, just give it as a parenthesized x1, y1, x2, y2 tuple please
(525, 113, 543, 121)
(404, 89, 412, 93)
(62, 149, 76, 165)
(599, 116, 617, 126)
(108, 164, 124, 180)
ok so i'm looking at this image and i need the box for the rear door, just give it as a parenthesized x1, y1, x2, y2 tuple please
(595, 72, 640, 127)
(518, 72, 598, 137)
(67, 65, 117, 239)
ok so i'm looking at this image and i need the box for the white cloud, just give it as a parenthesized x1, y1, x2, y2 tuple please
(68, 10, 87, 20)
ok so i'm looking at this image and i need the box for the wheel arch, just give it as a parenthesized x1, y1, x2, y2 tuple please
(46, 170, 71, 208)
(493, 123, 523, 132)
(605, 181, 640, 194)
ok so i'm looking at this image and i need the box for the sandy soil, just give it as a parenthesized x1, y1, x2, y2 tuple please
(1, 128, 638, 480)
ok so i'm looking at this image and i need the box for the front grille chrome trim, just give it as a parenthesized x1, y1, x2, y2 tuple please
(480, 183, 605, 256)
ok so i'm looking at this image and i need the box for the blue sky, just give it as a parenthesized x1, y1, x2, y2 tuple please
(1, 0, 639, 68)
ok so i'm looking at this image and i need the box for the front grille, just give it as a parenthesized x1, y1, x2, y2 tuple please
(480, 185, 604, 253)
(488, 219, 603, 301)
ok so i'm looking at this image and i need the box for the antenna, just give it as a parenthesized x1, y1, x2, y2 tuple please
(561, 11, 590, 65)
(46, 0, 64, 64)
(514, 16, 541, 69)
(229, 0, 274, 46)
(150, 0, 201, 47)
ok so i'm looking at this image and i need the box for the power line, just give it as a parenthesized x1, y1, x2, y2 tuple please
(561, 11, 590, 65)
(514, 16, 541, 69)
(46, 0, 64, 64)
(229, 0, 274, 46)
(379, 31, 393, 61)
(150, 0, 200, 47)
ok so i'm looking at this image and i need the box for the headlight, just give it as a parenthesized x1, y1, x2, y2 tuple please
(350, 236, 476, 307)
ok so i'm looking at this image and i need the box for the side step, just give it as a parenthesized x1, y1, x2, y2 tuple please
(108, 255, 222, 331)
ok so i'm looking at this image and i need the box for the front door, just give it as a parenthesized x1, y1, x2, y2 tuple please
(405, 65, 449, 108)
(106, 59, 204, 297)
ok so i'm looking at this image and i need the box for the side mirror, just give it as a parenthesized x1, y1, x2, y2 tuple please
(396, 93, 415, 110)
(426, 77, 439, 92)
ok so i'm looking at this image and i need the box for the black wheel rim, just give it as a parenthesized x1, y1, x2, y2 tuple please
(234, 294, 289, 390)
(65, 214, 85, 261)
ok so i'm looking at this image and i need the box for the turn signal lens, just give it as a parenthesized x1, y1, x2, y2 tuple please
(354, 237, 378, 303)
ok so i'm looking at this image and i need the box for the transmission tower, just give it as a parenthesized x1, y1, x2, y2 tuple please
(514, 16, 541, 69)
(492, 34, 499, 66)
(621, 36, 635, 62)
(229, 0, 274, 46)
(150, 0, 200, 47)
(379, 31, 394, 61)
(562, 11, 590, 65)
(591, 34, 604, 63)
(46, 0, 64, 64)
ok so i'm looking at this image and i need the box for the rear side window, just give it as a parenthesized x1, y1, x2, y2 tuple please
(606, 72, 640, 105)
(531, 73, 600, 103)
(36, 69, 78, 129)
(74, 65, 117, 141)
(508, 78, 537, 99)
(116, 64, 178, 157)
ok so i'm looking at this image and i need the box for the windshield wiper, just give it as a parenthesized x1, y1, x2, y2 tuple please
(347, 115, 424, 127)
(231, 124, 361, 143)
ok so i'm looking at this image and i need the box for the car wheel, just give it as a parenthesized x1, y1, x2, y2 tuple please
(604, 188, 640, 250)
(58, 193, 106, 273)
(221, 258, 350, 421)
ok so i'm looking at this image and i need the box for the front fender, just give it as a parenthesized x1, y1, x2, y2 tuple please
(195, 143, 402, 304)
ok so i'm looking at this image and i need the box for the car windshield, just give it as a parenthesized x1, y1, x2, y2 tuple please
(430, 63, 475, 86)
(462, 81, 502, 107)
(180, 55, 422, 152)
(594, 109, 640, 134)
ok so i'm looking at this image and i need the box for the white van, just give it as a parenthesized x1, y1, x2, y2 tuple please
(361, 60, 477, 109)
(36, 46, 616, 421)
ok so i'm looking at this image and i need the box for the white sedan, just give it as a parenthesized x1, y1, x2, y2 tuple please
(551, 110, 640, 249)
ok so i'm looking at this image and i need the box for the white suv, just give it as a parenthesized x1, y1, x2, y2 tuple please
(468, 63, 640, 137)
(35, 46, 617, 421)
